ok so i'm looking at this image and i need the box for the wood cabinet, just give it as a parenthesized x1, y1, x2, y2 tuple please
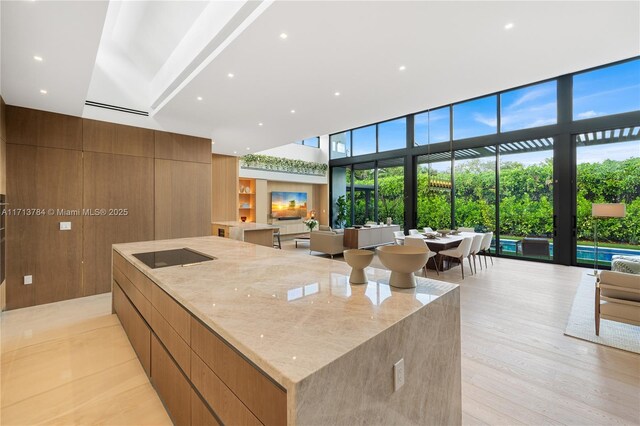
(112, 282, 151, 376)
(191, 318, 287, 426)
(151, 335, 192, 426)
(113, 250, 288, 425)
(191, 389, 221, 426)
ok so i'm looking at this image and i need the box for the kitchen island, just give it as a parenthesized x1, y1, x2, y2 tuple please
(211, 221, 278, 247)
(112, 236, 461, 425)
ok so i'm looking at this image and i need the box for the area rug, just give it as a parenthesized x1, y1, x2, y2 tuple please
(564, 272, 640, 354)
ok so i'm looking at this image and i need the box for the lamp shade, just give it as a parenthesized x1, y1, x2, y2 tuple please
(592, 203, 626, 218)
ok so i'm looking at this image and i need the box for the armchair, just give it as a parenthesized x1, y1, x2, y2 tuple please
(310, 231, 345, 258)
(595, 270, 640, 335)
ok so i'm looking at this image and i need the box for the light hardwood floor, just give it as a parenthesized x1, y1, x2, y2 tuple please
(1, 245, 639, 425)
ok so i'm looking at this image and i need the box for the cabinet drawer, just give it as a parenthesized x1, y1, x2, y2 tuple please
(151, 306, 190, 376)
(151, 284, 190, 343)
(191, 352, 261, 426)
(191, 318, 286, 426)
(114, 251, 153, 299)
(151, 335, 191, 426)
(113, 282, 151, 376)
(113, 264, 151, 322)
(191, 389, 221, 426)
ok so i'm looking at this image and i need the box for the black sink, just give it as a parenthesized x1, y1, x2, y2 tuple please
(132, 248, 215, 269)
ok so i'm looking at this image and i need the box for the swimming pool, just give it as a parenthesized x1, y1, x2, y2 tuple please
(492, 238, 639, 263)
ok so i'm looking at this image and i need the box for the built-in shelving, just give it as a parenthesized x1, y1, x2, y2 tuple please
(238, 178, 256, 222)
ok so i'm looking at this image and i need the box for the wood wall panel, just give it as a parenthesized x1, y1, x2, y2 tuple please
(255, 179, 268, 223)
(83, 152, 154, 295)
(1, 97, 6, 311)
(1, 97, 6, 193)
(83, 119, 154, 157)
(313, 184, 329, 226)
(4, 105, 212, 310)
(155, 159, 211, 240)
(155, 131, 210, 164)
(6, 106, 82, 150)
(6, 145, 83, 309)
(210, 154, 238, 222)
(6, 144, 37, 309)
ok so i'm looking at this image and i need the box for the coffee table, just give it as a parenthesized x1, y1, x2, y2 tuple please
(294, 234, 310, 248)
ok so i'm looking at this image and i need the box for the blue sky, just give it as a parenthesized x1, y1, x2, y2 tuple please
(334, 59, 639, 157)
(574, 60, 640, 119)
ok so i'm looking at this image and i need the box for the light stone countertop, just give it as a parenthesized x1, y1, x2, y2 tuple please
(113, 236, 458, 390)
(211, 221, 279, 230)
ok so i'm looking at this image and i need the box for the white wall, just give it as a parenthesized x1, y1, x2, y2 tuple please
(239, 135, 330, 184)
(254, 135, 329, 164)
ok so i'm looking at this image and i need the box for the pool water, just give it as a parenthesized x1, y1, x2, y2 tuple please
(491, 239, 640, 264)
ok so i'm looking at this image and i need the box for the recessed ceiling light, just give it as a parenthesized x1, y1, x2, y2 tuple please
(211, 141, 215, 145)
(399, 65, 406, 71)
(334, 91, 341, 96)
(258, 122, 263, 126)
(233, 151, 237, 154)
(290, 109, 296, 114)
(279, 33, 288, 39)
(197, 96, 203, 101)
(246, 147, 250, 151)
(33, 55, 43, 62)
(504, 22, 514, 30)
(40, 89, 47, 94)
(227, 73, 234, 78)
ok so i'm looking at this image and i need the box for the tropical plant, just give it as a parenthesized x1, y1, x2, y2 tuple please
(335, 195, 348, 228)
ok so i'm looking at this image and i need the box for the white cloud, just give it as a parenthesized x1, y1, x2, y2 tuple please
(473, 113, 497, 127)
(576, 110, 599, 119)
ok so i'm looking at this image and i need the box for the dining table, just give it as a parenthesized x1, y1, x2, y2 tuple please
(398, 232, 482, 270)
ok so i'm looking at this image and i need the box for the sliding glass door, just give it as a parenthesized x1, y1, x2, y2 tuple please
(454, 147, 496, 232)
(498, 139, 554, 260)
(353, 162, 376, 225)
(416, 152, 452, 231)
(575, 126, 640, 268)
(376, 158, 405, 229)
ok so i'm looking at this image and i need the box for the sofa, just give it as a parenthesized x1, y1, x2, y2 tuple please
(595, 270, 640, 335)
(611, 255, 640, 274)
(310, 231, 345, 258)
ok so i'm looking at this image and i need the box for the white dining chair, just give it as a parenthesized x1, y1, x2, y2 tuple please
(404, 236, 439, 276)
(408, 229, 421, 236)
(458, 227, 475, 233)
(423, 227, 434, 234)
(393, 230, 405, 245)
(438, 237, 473, 279)
(479, 232, 494, 267)
(469, 234, 484, 273)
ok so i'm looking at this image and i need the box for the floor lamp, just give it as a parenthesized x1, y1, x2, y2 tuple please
(590, 203, 626, 276)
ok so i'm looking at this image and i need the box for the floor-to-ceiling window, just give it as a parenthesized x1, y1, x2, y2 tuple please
(376, 158, 405, 228)
(416, 152, 452, 231)
(329, 57, 640, 265)
(498, 139, 554, 260)
(353, 162, 376, 225)
(575, 127, 640, 267)
(454, 147, 496, 232)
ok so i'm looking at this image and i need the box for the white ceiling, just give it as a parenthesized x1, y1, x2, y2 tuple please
(2, 1, 639, 156)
